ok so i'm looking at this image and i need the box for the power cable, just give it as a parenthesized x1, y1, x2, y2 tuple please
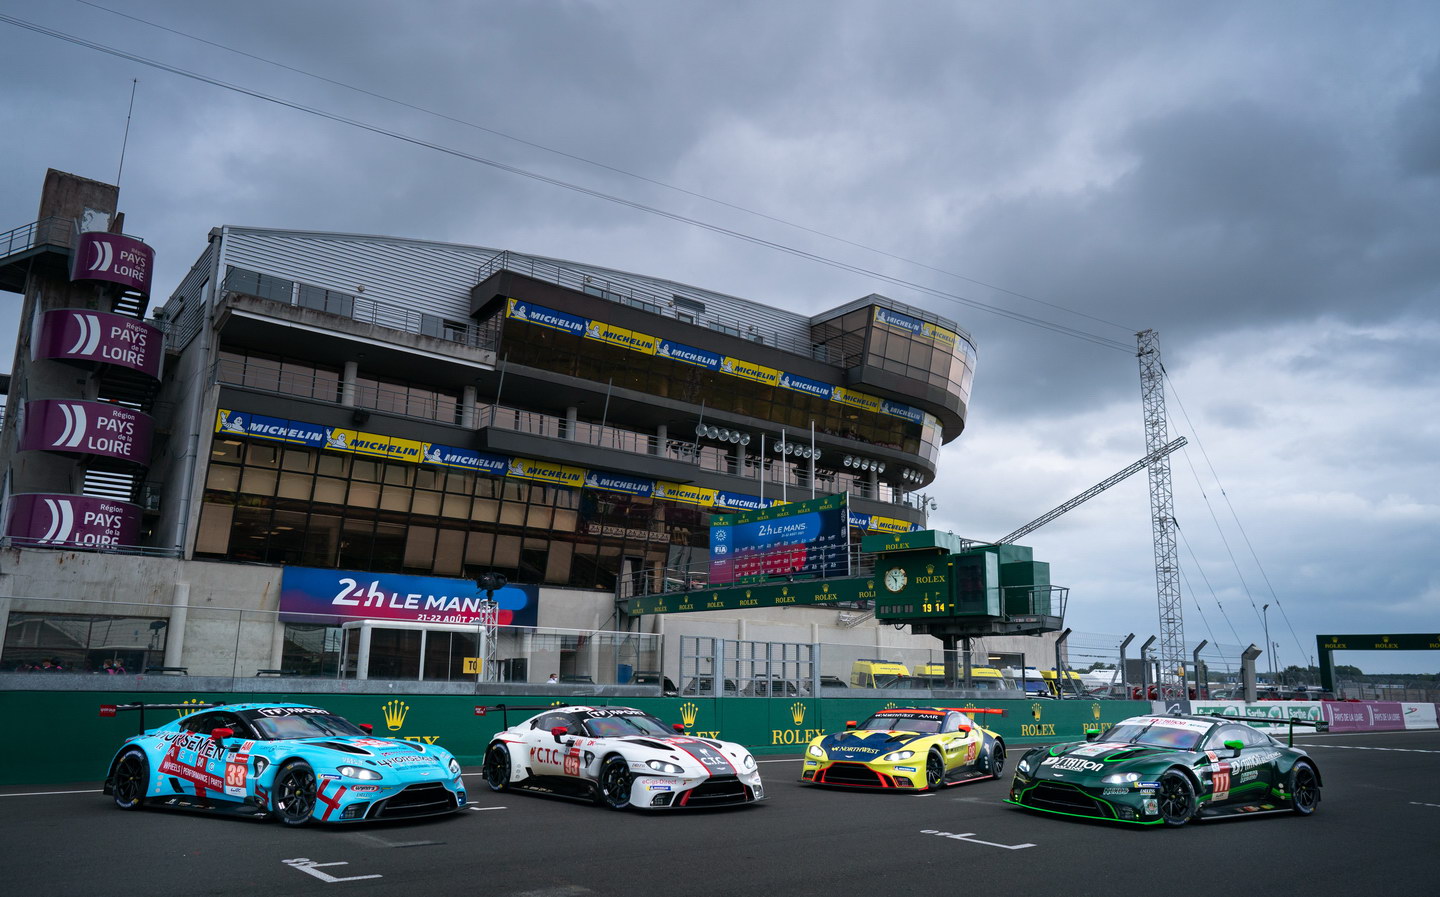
(0, 11, 1135, 352)
(75, 0, 1138, 337)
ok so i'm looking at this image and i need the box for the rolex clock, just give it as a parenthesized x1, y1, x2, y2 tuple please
(884, 567, 907, 593)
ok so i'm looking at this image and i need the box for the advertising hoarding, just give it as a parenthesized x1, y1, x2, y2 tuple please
(708, 493, 849, 585)
(278, 566, 538, 627)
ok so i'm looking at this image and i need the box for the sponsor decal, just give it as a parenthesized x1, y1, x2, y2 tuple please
(70, 232, 154, 295)
(584, 320, 656, 355)
(895, 766, 917, 773)
(719, 357, 779, 385)
(224, 740, 255, 798)
(778, 372, 833, 401)
(20, 399, 154, 463)
(278, 567, 537, 627)
(508, 456, 584, 487)
(383, 700, 409, 731)
(505, 299, 586, 336)
(420, 443, 508, 475)
(1040, 756, 1104, 772)
(583, 470, 653, 496)
(4, 493, 141, 549)
(656, 340, 722, 370)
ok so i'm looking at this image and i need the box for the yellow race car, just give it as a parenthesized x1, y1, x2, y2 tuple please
(801, 707, 1006, 790)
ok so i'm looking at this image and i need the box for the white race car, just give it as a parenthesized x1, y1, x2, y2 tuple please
(477, 704, 765, 810)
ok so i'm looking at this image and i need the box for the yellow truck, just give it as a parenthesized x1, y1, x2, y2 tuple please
(912, 663, 1008, 690)
(849, 659, 912, 688)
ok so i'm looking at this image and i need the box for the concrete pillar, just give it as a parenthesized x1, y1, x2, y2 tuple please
(566, 406, 578, 440)
(164, 582, 189, 668)
(656, 424, 667, 455)
(461, 384, 477, 428)
(341, 360, 359, 406)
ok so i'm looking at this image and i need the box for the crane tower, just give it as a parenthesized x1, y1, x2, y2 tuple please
(1137, 330, 1186, 699)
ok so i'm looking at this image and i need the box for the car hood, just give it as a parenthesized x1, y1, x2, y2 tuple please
(815, 729, 929, 759)
(1027, 740, 1183, 777)
(284, 736, 450, 766)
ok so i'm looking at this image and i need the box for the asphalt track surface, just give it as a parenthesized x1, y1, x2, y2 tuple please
(3, 729, 1436, 897)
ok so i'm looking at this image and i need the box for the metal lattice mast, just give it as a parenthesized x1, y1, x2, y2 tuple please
(1137, 330, 1186, 700)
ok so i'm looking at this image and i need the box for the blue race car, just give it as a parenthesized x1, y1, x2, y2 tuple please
(102, 702, 466, 825)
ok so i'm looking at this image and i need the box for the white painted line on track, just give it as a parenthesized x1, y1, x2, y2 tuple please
(0, 789, 101, 797)
(1302, 744, 1440, 753)
(1409, 801, 1440, 808)
(921, 829, 1035, 850)
(470, 806, 507, 811)
(283, 858, 381, 884)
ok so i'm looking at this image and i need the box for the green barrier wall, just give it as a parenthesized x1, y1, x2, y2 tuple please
(0, 690, 1152, 786)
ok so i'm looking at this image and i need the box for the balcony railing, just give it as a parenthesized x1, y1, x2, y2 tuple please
(477, 250, 838, 362)
(215, 363, 910, 507)
(0, 216, 76, 259)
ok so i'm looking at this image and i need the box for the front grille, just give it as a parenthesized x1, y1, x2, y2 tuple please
(817, 762, 900, 788)
(1024, 782, 1111, 817)
(369, 783, 457, 819)
(678, 775, 751, 807)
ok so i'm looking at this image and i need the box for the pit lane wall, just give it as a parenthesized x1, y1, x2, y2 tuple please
(1, 687, 1433, 786)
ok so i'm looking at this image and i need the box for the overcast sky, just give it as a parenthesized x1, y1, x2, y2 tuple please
(1, 1, 1436, 675)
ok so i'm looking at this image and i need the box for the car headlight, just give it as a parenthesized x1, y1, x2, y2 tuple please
(448, 758, 461, 776)
(1016, 753, 1038, 774)
(1101, 771, 1141, 785)
(646, 759, 685, 775)
(336, 765, 383, 780)
(807, 744, 826, 758)
(880, 750, 914, 762)
(740, 753, 756, 771)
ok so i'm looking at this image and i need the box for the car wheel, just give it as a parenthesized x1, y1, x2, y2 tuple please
(272, 760, 318, 826)
(1156, 770, 1196, 826)
(925, 751, 945, 790)
(983, 741, 1006, 778)
(112, 750, 149, 810)
(595, 754, 632, 809)
(1289, 763, 1320, 815)
(483, 742, 511, 792)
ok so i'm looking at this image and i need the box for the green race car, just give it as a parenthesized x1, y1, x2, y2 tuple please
(1006, 713, 1322, 826)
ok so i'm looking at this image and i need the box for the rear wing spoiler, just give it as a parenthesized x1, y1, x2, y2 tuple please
(99, 701, 216, 733)
(943, 707, 1005, 716)
(475, 703, 578, 729)
(1192, 712, 1329, 746)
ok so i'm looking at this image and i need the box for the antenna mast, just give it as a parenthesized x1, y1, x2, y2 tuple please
(1137, 330, 1186, 700)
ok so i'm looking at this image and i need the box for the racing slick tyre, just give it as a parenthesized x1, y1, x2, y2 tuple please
(1288, 762, 1320, 816)
(112, 749, 149, 810)
(925, 751, 946, 790)
(1156, 770, 1196, 827)
(595, 754, 632, 809)
(483, 742, 512, 792)
(272, 760, 318, 826)
(981, 741, 1006, 778)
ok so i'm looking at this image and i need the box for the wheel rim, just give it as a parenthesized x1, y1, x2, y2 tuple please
(1293, 765, 1319, 810)
(276, 765, 317, 823)
(1157, 775, 1191, 823)
(114, 753, 145, 805)
(926, 754, 944, 788)
(601, 760, 630, 807)
(485, 745, 509, 789)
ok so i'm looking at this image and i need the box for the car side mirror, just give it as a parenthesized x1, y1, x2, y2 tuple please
(845, 720, 857, 729)
(956, 725, 972, 735)
(211, 727, 234, 743)
(359, 723, 373, 734)
(1084, 727, 1101, 742)
(672, 723, 686, 734)
(1223, 739, 1244, 754)
(551, 725, 570, 743)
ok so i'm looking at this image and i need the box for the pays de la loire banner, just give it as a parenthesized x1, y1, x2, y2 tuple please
(279, 566, 538, 627)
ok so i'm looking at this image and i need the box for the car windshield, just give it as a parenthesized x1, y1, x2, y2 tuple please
(247, 711, 368, 740)
(1100, 721, 1205, 750)
(581, 712, 675, 738)
(859, 714, 943, 733)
